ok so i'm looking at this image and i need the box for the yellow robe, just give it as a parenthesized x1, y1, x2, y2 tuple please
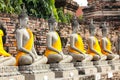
(100, 38, 111, 55)
(69, 34, 86, 54)
(87, 37, 102, 56)
(45, 32, 62, 57)
(0, 30, 11, 57)
(15, 29, 33, 66)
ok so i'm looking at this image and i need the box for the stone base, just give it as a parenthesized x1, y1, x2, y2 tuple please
(0, 66, 24, 80)
(54, 69, 78, 78)
(93, 61, 111, 73)
(108, 60, 120, 64)
(95, 65, 111, 73)
(74, 62, 97, 75)
(77, 66, 97, 75)
(110, 64, 120, 70)
(93, 61, 108, 65)
(0, 75, 25, 80)
(19, 64, 55, 80)
(50, 63, 78, 78)
(24, 71, 55, 80)
(108, 60, 120, 70)
(55, 76, 79, 80)
(50, 63, 75, 71)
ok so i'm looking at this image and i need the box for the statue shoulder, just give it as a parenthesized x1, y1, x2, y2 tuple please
(101, 37, 107, 41)
(88, 36, 95, 42)
(70, 33, 77, 37)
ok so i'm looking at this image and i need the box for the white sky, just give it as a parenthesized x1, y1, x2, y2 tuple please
(73, 0, 88, 6)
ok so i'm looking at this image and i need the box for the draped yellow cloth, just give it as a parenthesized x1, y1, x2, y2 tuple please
(100, 38, 111, 55)
(0, 30, 11, 57)
(69, 34, 86, 54)
(15, 29, 33, 66)
(87, 37, 102, 56)
(45, 32, 62, 57)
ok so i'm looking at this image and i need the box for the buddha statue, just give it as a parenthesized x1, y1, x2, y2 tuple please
(0, 22, 16, 66)
(45, 14, 73, 63)
(69, 16, 93, 62)
(15, 10, 47, 66)
(100, 22, 119, 60)
(87, 19, 107, 61)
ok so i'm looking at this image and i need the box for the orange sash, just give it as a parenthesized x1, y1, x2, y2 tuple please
(0, 30, 11, 57)
(87, 37, 102, 56)
(69, 34, 86, 54)
(45, 32, 62, 57)
(15, 29, 33, 66)
(100, 38, 111, 55)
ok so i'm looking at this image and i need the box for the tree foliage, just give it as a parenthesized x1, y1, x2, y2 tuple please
(0, 0, 72, 23)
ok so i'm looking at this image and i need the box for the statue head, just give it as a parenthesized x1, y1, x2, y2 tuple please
(89, 19, 95, 35)
(48, 13, 57, 31)
(18, 6, 28, 27)
(101, 22, 107, 36)
(71, 16, 79, 32)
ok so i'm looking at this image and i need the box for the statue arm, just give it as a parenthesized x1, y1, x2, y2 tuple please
(47, 34, 60, 53)
(70, 35, 84, 54)
(102, 39, 112, 54)
(89, 38, 101, 55)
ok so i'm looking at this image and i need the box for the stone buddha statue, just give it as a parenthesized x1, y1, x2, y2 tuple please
(69, 16, 93, 62)
(0, 22, 16, 66)
(15, 10, 47, 66)
(100, 22, 119, 60)
(87, 19, 107, 61)
(45, 14, 72, 63)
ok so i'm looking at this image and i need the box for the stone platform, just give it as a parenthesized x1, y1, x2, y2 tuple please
(50, 63, 78, 78)
(108, 60, 120, 70)
(74, 62, 97, 75)
(93, 61, 111, 73)
(0, 66, 25, 80)
(19, 64, 55, 80)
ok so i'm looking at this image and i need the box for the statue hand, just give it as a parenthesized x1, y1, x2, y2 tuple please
(59, 51, 66, 59)
(29, 51, 36, 62)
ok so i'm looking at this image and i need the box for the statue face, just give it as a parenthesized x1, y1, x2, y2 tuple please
(19, 17, 28, 27)
(53, 22, 58, 30)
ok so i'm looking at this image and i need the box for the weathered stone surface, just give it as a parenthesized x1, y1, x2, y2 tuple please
(74, 62, 97, 75)
(0, 75, 25, 80)
(50, 63, 78, 78)
(55, 76, 79, 80)
(19, 64, 55, 80)
(108, 60, 120, 64)
(93, 61, 111, 73)
(0, 66, 25, 80)
(19, 64, 50, 74)
(108, 60, 120, 70)
(74, 62, 93, 67)
(95, 65, 111, 73)
(50, 63, 75, 71)
(24, 71, 55, 80)
(77, 66, 97, 75)
(54, 70, 78, 78)
(93, 61, 108, 65)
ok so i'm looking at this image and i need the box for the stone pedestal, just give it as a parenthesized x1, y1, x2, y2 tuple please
(74, 62, 97, 75)
(108, 60, 120, 70)
(50, 63, 78, 79)
(93, 61, 111, 73)
(0, 66, 25, 80)
(19, 64, 55, 80)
